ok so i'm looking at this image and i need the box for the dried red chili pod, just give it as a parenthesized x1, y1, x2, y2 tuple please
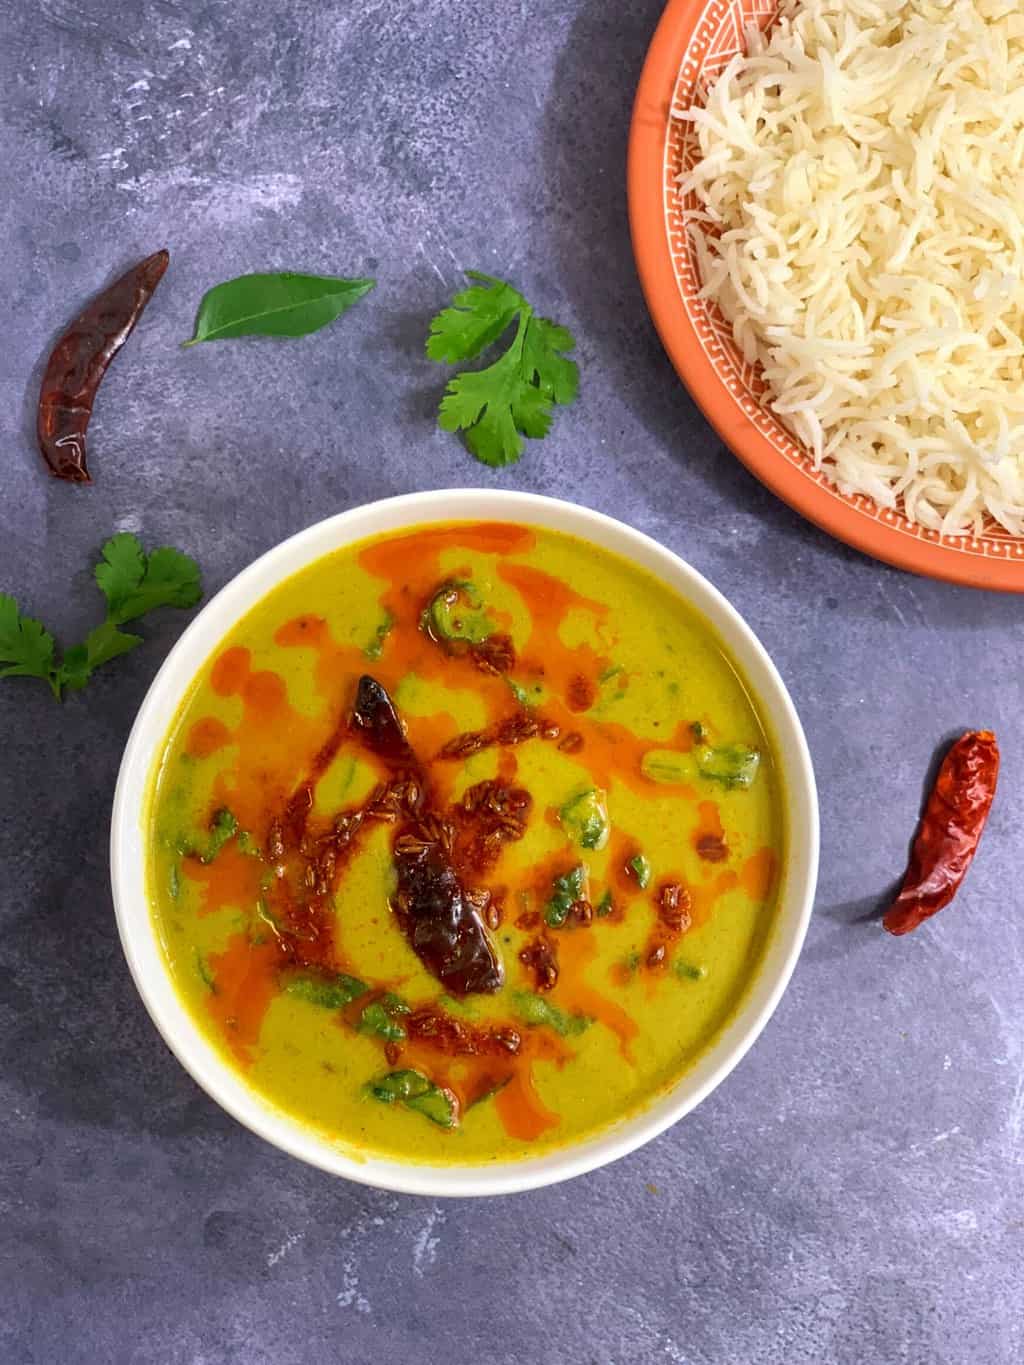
(349, 674, 504, 993)
(883, 730, 999, 936)
(38, 248, 169, 482)
(350, 674, 415, 764)
(393, 836, 504, 995)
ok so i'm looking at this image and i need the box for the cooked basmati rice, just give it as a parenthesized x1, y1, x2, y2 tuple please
(679, 0, 1024, 537)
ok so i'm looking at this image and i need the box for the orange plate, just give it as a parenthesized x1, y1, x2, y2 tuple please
(627, 0, 1024, 592)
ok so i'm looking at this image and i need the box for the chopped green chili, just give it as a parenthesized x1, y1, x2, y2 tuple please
(513, 991, 591, 1036)
(423, 580, 493, 644)
(628, 853, 651, 890)
(642, 741, 760, 791)
(640, 750, 692, 786)
(696, 743, 761, 790)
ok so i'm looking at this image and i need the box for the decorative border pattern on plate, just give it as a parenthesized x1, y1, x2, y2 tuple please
(663, 0, 1024, 563)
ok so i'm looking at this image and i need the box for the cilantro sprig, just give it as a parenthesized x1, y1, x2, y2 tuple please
(0, 532, 202, 700)
(426, 271, 579, 467)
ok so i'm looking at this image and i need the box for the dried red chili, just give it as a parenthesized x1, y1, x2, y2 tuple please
(883, 730, 999, 936)
(38, 249, 168, 482)
(392, 834, 504, 994)
(351, 674, 505, 994)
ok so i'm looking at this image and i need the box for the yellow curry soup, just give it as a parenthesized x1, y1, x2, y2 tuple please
(148, 521, 783, 1163)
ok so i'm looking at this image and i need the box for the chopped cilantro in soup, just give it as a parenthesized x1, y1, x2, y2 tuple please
(147, 521, 783, 1163)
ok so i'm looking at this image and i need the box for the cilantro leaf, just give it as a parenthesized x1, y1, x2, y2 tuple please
(428, 272, 579, 466)
(97, 534, 202, 624)
(522, 316, 580, 406)
(2, 534, 202, 701)
(0, 594, 57, 690)
(94, 532, 146, 618)
(426, 272, 524, 363)
(58, 622, 142, 692)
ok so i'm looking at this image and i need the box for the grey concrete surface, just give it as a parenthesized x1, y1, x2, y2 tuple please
(1, 2, 1022, 1363)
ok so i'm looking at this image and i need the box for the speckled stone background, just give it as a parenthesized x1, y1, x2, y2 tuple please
(2, 2, 1022, 1362)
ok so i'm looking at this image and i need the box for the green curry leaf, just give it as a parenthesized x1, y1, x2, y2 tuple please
(367, 1069, 458, 1128)
(284, 971, 368, 1009)
(358, 994, 411, 1042)
(185, 272, 376, 344)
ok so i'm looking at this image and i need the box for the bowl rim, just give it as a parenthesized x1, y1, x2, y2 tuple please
(110, 488, 819, 1197)
(627, 0, 1024, 593)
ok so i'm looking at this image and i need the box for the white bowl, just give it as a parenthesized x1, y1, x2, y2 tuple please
(110, 490, 818, 1196)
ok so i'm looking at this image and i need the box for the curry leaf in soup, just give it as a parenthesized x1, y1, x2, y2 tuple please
(184, 272, 376, 344)
(367, 1069, 458, 1128)
(359, 994, 411, 1042)
(368, 1070, 430, 1102)
(559, 787, 609, 851)
(285, 971, 368, 1009)
(406, 1087, 458, 1128)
